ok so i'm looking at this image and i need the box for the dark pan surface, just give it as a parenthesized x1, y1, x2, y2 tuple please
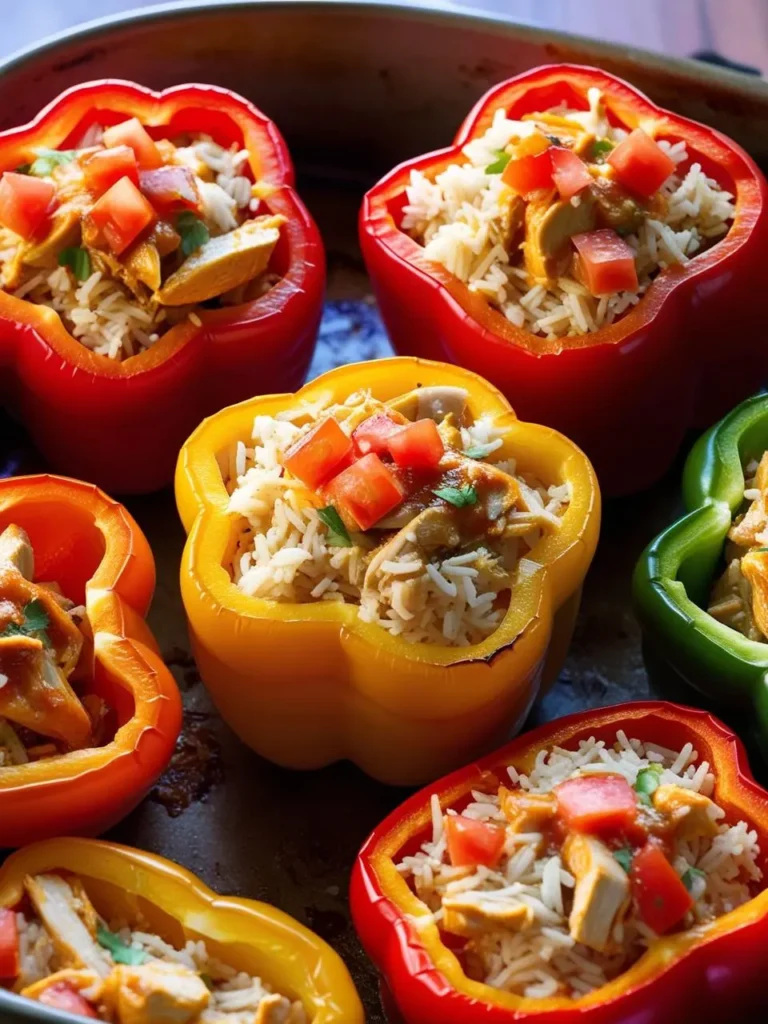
(1, 4, 768, 1021)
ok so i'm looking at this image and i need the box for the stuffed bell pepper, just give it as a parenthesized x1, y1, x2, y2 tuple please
(176, 356, 599, 785)
(360, 63, 768, 495)
(352, 701, 768, 1022)
(634, 393, 768, 746)
(0, 475, 181, 846)
(0, 79, 324, 494)
(0, 836, 363, 1023)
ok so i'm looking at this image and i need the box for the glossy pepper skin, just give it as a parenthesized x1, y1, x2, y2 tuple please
(360, 63, 768, 496)
(351, 701, 768, 1023)
(0, 79, 325, 494)
(634, 394, 768, 738)
(0, 475, 181, 847)
(0, 837, 364, 1024)
(175, 356, 600, 786)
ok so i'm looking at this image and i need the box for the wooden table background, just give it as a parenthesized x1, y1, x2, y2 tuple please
(4, 0, 768, 73)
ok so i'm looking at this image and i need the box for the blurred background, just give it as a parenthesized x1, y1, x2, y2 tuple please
(5, 0, 767, 73)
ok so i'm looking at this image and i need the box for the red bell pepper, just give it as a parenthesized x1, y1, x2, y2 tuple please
(0, 79, 325, 494)
(360, 64, 768, 496)
(352, 701, 768, 1022)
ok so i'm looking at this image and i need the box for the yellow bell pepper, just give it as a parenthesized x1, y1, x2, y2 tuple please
(175, 357, 600, 784)
(0, 836, 363, 1023)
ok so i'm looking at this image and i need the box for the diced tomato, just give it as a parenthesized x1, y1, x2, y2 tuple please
(502, 149, 554, 196)
(445, 815, 506, 869)
(86, 176, 156, 255)
(283, 417, 353, 491)
(572, 229, 639, 296)
(352, 412, 402, 457)
(324, 453, 404, 531)
(607, 128, 676, 198)
(83, 145, 139, 196)
(387, 419, 445, 471)
(38, 981, 98, 1018)
(0, 172, 55, 240)
(630, 841, 693, 934)
(102, 117, 163, 170)
(0, 908, 18, 980)
(550, 147, 593, 200)
(139, 166, 201, 213)
(555, 774, 637, 835)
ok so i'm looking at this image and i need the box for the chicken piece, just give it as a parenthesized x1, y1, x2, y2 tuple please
(740, 548, 768, 640)
(562, 833, 630, 954)
(441, 891, 533, 938)
(156, 214, 285, 306)
(122, 221, 183, 293)
(21, 968, 105, 1005)
(110, 960, 210, 1024)
(436, 412, 463, 451)
(707, 557, 759, 639)
(523, 188, 596, 285)
(387, 386, 469, 424)
(652, 784, 720, 841)
(24, 874, 112, 977)
(0, 524, 34, 580)
(364, 507, 460, 585)
(500, 190, 526, 255)
(499, 787, 556, 837)
(22, 202, 87, 269)
(590, 176, 644, 235)
(729, 495, 768, 550)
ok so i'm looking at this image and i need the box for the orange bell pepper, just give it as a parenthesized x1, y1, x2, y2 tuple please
(175, 357, 600, 785)
(0, 837, 363, 1023)
(0, 475, 181, 846)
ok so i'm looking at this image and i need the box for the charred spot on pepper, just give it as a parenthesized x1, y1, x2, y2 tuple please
(150, 711, 223, 818)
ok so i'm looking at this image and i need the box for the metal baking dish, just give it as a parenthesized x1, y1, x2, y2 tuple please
(1, 3, 768, 1020)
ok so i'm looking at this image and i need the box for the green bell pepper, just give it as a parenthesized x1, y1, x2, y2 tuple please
(634, 393, 768, 743)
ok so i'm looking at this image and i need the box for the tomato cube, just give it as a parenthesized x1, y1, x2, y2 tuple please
(555, 774, 637, 835)
(0, 908, 18, 980)
(102, 117, 163, 170)
(324, 453, 404, 531)
(0, 172, 55, 240)
(86, 177, 156, 255)
(83, 146, 139, 196)
(572, 228, 639, 296)
(630, 842, 694, 934)
(352, 412, 402, 457)
(445, 815, 506, 869)
(283, 417, 353, 491)
(38, 982, 98, 1019)
(607, 128, 676, 198)
(139, 166, 201, 213)
(387, 419, 445, 471)
(502, 149, 554, 196)
(550, 147, 593, 200)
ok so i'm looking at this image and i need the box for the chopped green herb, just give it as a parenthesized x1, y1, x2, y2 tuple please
(634, 765, 663, 805)
(0, 598, 50, 646)
(682, 866, 706, 892)
(463, 443, 499, 461)
(14, 163, 31, 175)
(58, 246, 91, 282)
(317, 505, 351, 547)
(485, 150, 511, 175)
(96, 924, 149, 965)
(28, 148, 79, 178)
(176, 211, 210, 256)
(546, 135, 562, 146)
(591, 139, 615, 161)
(433, 484, 478, 508)
(757, 546, 768, 552)
(613, 847, 633, 873)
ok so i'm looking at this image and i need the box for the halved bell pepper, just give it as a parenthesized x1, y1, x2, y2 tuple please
(351, 701, 768, 1023)
(634, 393, 768, 747)
(175, 356, 600, 785)
(0, 79, 325, 494)
(0, 474, 181, 846)
(360, 63, 768, 496)
(0, 836, 364, 1023)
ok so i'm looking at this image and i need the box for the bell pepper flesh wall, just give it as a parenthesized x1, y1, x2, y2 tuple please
(634, 393, 768, 745)
(0, 837, 363, 1024)
(0, 80, 324, 494)
(360, 63, 768, 496)
(175, 357, 600, 786)
(351, 702, 768, 1023)
(0, 475, 181, 847)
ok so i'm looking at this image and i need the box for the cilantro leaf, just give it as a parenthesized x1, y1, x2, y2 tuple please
(0, 598, 50, 646)
(176, 211, 210, 256)
(463, 443, 498, 461)
(14, 163, 31, 175)
(634, 765, 663, 805)
(682, 866, 706, 892)
(613, 848, 632, 873)
(591, 138, 614, 161)
(485, 150, 511, 175)
(317, 505, 352, 546)
(96, 924, 149, 966)
(433, 484, 478, 508)
(28, 148, 79, 178)
(58, 246, 91, 282)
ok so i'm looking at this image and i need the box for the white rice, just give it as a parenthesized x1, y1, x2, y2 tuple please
(402, 93, 735, 340)
(398, 732, 762, 1000)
